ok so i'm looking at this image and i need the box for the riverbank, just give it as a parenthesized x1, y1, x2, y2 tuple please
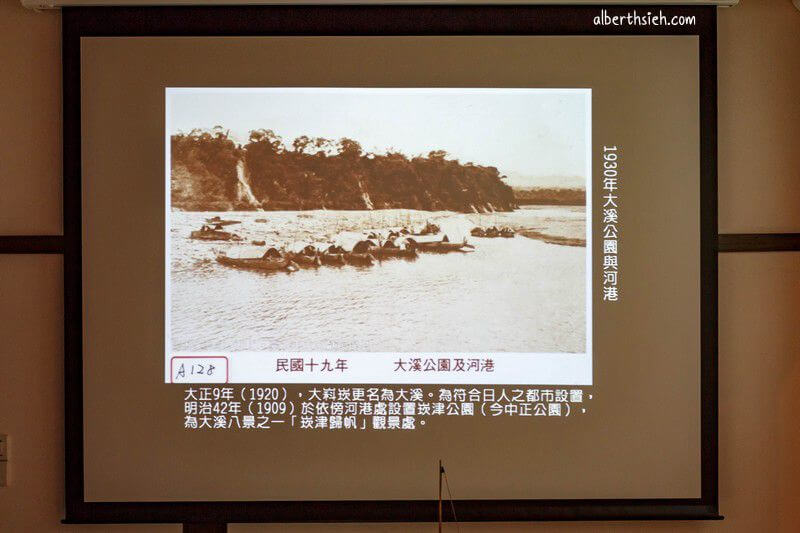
(518, 230, 586, 247)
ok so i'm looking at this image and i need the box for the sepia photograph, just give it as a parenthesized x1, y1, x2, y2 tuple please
(166, 88, 590, 358)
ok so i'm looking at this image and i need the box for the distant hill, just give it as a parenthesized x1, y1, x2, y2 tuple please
(513, 187, 585, 206)
(170, 128, 515, 213)
(505, 171, 586, 190)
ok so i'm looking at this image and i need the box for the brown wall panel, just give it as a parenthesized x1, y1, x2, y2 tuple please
(717, 0, 800, 233)
(0, 1, 62, 235)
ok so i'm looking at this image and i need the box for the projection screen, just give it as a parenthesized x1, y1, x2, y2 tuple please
(65, 5, 719, 524)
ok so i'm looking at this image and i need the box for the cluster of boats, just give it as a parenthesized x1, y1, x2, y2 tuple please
(471, 226, 515, 238)
(193, 219, 478, 273)
(190, 217, 513, 274)
(214, 236, 473, 273)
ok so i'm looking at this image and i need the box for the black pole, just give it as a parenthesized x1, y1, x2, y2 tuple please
(438, 459, 443, 533)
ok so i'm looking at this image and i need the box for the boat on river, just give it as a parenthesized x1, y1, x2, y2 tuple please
(345, 252, 376, 266)
(190, 228, 241, 241)
(403, 235, 473, 253)
(414, 241, 473, 253)
(286, 252, 322, 267)
(216, 253, 298, 272)
(372, 246, 418, 259)
(471, 226, 515, 238)
(410, 222, 440, 236)
(320, 252, 347, 266)
(352, 239, 418, 259)
(205, 216, 241, 226)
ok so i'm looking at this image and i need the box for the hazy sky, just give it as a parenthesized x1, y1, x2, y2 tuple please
(167, 88, 589, 188)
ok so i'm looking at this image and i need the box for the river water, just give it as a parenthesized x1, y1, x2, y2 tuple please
(169, 207, 587, 354)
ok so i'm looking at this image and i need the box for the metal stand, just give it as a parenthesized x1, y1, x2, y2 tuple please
(183, 523, 227, 533)
(438, 459, 443, 533)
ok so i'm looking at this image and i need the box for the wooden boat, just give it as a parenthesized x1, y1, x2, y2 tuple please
(474, 226, 514, 238)
(320, 253, 346, 266)
(345, 252, 376, 266)
(287, 252, 322, 267)
(356, 237, 419, 259)
(216, 254, 297, 272)
(415, 241, 473, 253)
(371, 246, 418, 259)
(407, 236, 474, 253)
(190, 229, 241, 241)
(411, 222, 440, 236)
(470, 227, 486, 237)
(205, 216, 241, 226)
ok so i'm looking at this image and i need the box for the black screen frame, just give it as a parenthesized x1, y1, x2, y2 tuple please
(62, 4, 720, 524)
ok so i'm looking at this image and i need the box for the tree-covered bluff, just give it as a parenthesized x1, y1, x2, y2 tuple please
(513, 187, 585, 206)
(171, 128, 516, 212)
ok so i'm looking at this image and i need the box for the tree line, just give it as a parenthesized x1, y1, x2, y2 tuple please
(171, 127, 516, 212)
(513, 187, 585, 206)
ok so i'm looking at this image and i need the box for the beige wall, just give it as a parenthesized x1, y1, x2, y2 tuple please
(1, 0, 799, 531)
